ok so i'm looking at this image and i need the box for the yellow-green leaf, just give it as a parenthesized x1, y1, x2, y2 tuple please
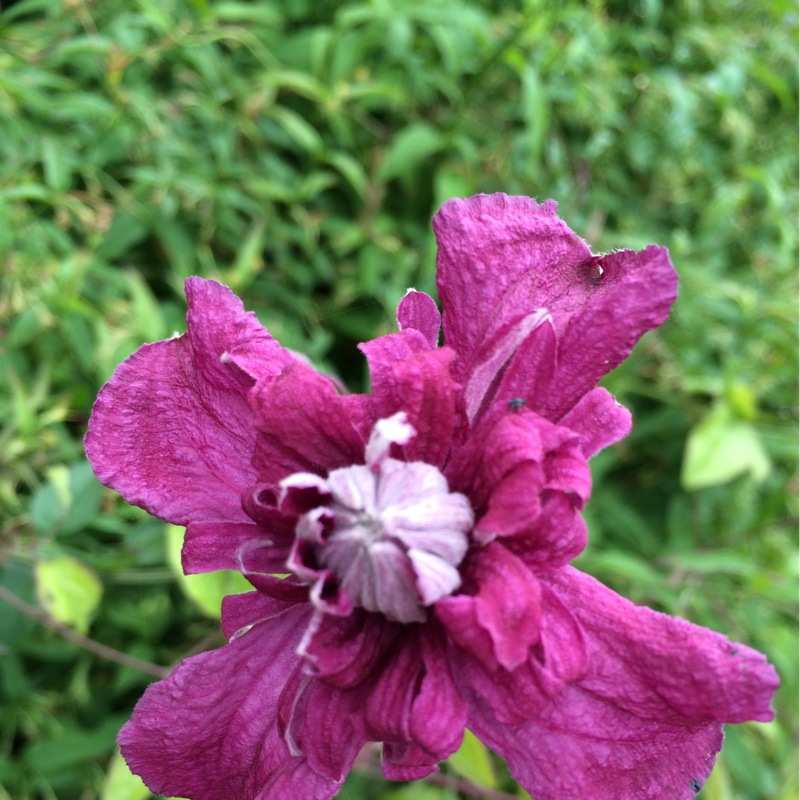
(446, 728, 496, 788)
(35, 556, 103, 634)
(681, 404, 771, 490)
(165, 524, 251, 618)
(101, 749, 152, 800)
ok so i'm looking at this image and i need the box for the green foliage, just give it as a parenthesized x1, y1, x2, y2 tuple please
(1, 1, 796, 799)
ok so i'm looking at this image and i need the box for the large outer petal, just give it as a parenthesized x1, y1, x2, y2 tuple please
(434, 194, 677, 420)
(119, 601, 359, 800)
(86, 278, 293, 525)
(468, 567, 779, 800)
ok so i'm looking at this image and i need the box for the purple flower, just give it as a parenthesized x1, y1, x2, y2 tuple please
(86, 194, 778, 800)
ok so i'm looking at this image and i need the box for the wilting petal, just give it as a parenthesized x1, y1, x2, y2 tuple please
(388, 348, 460, 466)
(299, 609, 400, 688)
(539, 246, 677, 420)
(182, 521, 292, 575)
(251, 361, 364, 473)
(437, 543, 542, 671)
(434, 194, 677, 420)
(470, 684, 724, 800)
(444, 581, 586, 725)
(558, 386, 632, 457)
(358, 328, 431, 412)
(118, 604, 350, 800)
(467, 566, 779, 800)
(546, 567, 779, 723)
(86, 278, 288, 525)
(396, 289, 441, 349)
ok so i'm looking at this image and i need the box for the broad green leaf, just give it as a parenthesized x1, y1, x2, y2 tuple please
(165, 524, 251, 619)
(446, 728, 496, 788)
(682, 404, 771, 490)
(35, 556, 103, 634)
(102, 749, 152, 800)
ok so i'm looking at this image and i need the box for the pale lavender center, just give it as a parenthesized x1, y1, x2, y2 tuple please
(281, 414, 474, 623)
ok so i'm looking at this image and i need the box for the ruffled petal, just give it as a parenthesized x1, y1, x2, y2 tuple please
(434, 194, 677, 420)
(396, 289, 441, 348)
(466, 566, 779, 800)
(539, 246, 678, 420)
(250, 361, 364, 474)
(444, 580, 586, 725)
(387, 348, 460, 466)
(298, 609, 401, 689)
(358, 328, 431, 412)
(434, 194, 590, 387)
(469, 686, 723, 800)
(558, 386, 632, 457)
(546, 567, 779, 724)
(436, 543, 542, 671)
(86, 278, 288, 525)
(118, 603, 349, 800)
(182, 521, 292, 575)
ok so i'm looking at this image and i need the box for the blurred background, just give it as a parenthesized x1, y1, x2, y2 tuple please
(0, 1, 797, 798)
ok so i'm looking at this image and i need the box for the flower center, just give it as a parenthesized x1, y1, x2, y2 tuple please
(280, 414, 474, 623)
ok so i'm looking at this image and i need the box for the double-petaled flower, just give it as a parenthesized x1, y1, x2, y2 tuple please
(86, 194, 778, 800)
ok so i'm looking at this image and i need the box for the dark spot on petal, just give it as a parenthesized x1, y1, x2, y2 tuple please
(508, 397, 526, 410)
(577, 255, 605, 286)
(690, 778, 702, 793)
(729, 647, 739, 655)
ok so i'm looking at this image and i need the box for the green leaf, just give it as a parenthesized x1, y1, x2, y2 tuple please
(446, 728, 496, 788)
(165, 524, 251, 618)
(682, 404, 771, 490)
(30, 463, 103, 536)
(101, 750, 152, 800)
(378, 123, 446, 182)
(35, 556, 103, 634)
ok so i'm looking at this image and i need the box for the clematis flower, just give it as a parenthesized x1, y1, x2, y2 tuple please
(86, 194, 778, 800)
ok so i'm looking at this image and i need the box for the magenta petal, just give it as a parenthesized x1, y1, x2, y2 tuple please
(182, 521, 291, 575)
(119, 605, 348, 800)
(467, 566, 779, 800)
(358, 328, 432, 414)
(444, 581, 586, 725)
(559, 386, 632, 457)
(408, 623, 468, 758)
(469, 684, 724, 800)
(382, 742, 440, 781)
(86, 278, 282, 525)
(434, 194, 590, 387)
(540, 246, 677, 419)
(221, 591, 300, 641)
(361, 630, 422, 742)
(489, 316, 558, 418)
(387, 348, 460, 466)
(546, 567, 779, 723)
(251, 361, 364, 472)
(299, 609, 400, 689)
(437, 543, 541, 670)
(396, 289, 441, 348)
(505, 491, 588, 571)
(434, 195, 678, 420)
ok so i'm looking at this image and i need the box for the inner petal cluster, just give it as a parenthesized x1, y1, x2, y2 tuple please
(281, 420, 474, 624)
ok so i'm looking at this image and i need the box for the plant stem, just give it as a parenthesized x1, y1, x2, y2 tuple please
(0, 583, 169, 679)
